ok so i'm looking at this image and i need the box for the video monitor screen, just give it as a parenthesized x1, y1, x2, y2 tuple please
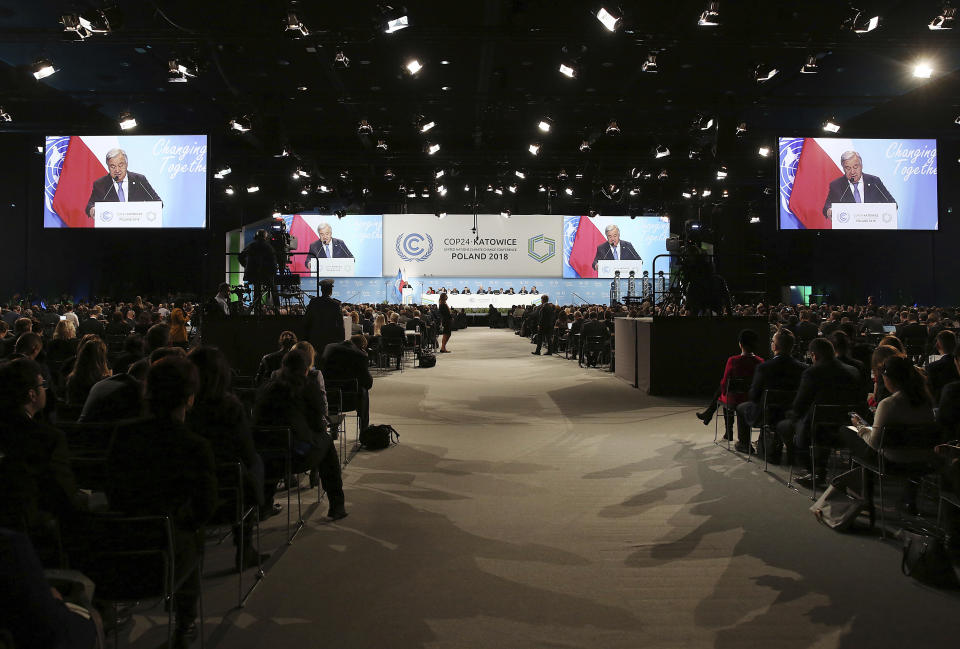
(286, 213, 383, 278)
(44, 135, 208, 228)
(778, 137, 937, 230)
(562, 215, 670, 278)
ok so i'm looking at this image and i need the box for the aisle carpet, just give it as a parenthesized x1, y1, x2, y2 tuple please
(135, 328, 958, 648)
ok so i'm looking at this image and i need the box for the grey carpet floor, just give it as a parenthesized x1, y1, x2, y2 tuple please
(130, 328, 958, 648)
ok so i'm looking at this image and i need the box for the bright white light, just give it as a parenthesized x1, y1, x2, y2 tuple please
(538, 185, 546, 192)
(642, 54, 658, 73)
(230, 119, 250, 133)
(716, 168, 727, 179)
(420, 120, 436, 133)
(596, 8, 621, 32)
(463, 184, 470, 191)
(756, 67, 778, 82)
(435, 169, 445, 178)
(682, 192, 692, 199)
(224, 186, 235, 195)
(913, 62, 934, 78)
(699, 118, 714, 130)
(214, 166, 231, 179)
(494, 187, 504, 195)
(702, 189, 712, 197)
(319, 184, 331, 193)
(722, 189, 729, 198)
(427, 143, 440, 155)
(929, 10, 955, 30)
(500, 210, 511, 218)
(33, 62, 56, 80)
(579, 140, 591, 151)
(750, 216, 761, 224)
(538, 120, 551, 132)
(292, 171, 300, 180)
(823, 120, 840, 133)
(515, 170, 526, 179)
(655, 145, 670, 158)
(0, 108, 10, 122)
(508, 184, 518, 193)
(118, 114, 137, 130)
(437, 212, 447, 219)
(758, 146, 771, 157)
(564, 187, 573, 196)
(438, 185, 447, 196)
(559, 63, 576, 78)
(385, 15, 409, 33)
(246, 185, 259, 193)
(698, 3, 719, 27)
(528, 143, 540, 155)
(855, 16, 880, 33)
(301, 188, 309, 195)
(406, 59, 423, 75)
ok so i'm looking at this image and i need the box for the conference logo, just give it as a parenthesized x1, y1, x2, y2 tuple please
(146, 211, 157, 222)
(527, 234, 556, 262)
(100, 210, 113, 223)
(837, 211, 850, 224)
(396, 232, 434, 262)
(882, 212, 893, 224)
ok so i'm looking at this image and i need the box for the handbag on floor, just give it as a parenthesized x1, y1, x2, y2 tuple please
(418, 352, 436, 368)
(899, 524, 959, 588)
(809, 468, 867, 531)
(359, 424, 399, 450)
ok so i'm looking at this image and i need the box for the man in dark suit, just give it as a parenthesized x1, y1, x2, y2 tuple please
(926, 330, 959, 402)
(896, 310, 927, 342)
(591, 224, 641, 271)
(822, 150, 896, 219)
(85, 148, 162, 219)
(308, 222, 354, 259)
(238, 230, 278, 314)
(303, 279, 344, 366)
(793, 310, 820, 341)
(254, 330, 297, 385)
(776, 338, 862, 486)
(321, 334, 374, 431)
(735, 329, 807, 455)
(532, 295, 557, 355)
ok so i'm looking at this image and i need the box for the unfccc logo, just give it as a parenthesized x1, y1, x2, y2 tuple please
(528, 234, 556, 262)
(396, 232, 434, 261)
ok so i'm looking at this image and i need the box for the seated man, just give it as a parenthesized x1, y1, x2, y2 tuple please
(462, 287, 471, 294)
(320, 335, 374, 433)
(735, 329, 807, 456)
(937, 353, 960, 436)
(380, 313, 407, 370)
(926, 330, 959, 402)
(106, 358, 217, 645)
(775, 338, 862, 487)
(579, 311, 609, 365)
(254, 330, 297, 386)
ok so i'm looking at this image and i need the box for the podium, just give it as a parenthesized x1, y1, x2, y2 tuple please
(93, 201, 162, 228)
(598, 259, 643, 278)
(401, 287, 414, 305)
(831, 203, 898, 230)
(309, 257, 356, 277)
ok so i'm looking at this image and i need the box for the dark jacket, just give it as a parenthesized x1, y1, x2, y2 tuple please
(747, 354, 807, 404)
(254, 375, 330, 454)
(255, 348, 288, 386)
(85, 171, 162, 218)
(107, 415, 218, 530)
(303, 296, 344, 360)
(937, 380, 960, 435)
(538, 303, 557, 332)
(925, 354, 959, 402)
(238, 238, 277, 284)
(821, 172, 896, 217)
(789, 359, 863, 432)
(320, 341, 373, 391)
(308, 237, 353, 259)
(78, 373, 143, 423)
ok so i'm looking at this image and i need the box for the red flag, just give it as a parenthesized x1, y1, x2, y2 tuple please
(788, 138, 838, 230)
(569, 216, 606, 278)
(51, 137, 104, 229)
(288, 214, 318, 276)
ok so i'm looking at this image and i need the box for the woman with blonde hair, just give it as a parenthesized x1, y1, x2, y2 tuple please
(169, 308, 189, 347)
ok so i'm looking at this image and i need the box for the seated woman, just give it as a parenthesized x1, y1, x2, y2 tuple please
(695, 329, 764, 443)
(168, 308, 189, 348)
(868, 344, 905, 410)
(253, 349, 346, 520)
(64, 337, 111, 407)
(844, 355, 936, 518)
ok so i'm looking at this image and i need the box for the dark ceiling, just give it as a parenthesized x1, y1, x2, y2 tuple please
(1, 0, 959, 217)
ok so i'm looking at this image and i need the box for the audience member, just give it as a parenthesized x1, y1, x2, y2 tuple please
(925, 330, 959, 402)
(304, 279, 344, 366)
(65, 338, 111, 407)
(696, 329, 764, 441)
(255, 330, 297, 386)
(321, 334, 373, 432)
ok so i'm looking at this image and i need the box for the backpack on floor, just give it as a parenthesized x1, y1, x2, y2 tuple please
(418, 352, 436, 368)
(359, 424, 399, 450)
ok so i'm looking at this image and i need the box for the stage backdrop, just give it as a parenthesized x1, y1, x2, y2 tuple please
(286, 213, 382, 277)
(563, 216, 671, 278)
(382, 214, 562, 277)
(44, 135, 207, 228)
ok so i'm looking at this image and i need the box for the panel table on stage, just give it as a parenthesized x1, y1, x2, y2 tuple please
(420, 294, 540, 309)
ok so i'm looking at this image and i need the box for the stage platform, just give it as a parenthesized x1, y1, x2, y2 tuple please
(203, 315, 304, 376)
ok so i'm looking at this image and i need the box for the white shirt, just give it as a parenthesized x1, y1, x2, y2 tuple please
(609, 243, 621, 260)
(847, 178, 864, 203)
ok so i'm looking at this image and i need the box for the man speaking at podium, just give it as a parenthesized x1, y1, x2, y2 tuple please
(308, 222, 354, 260)
(822, 150, 896, 219)
(85, 148, 162, 219)
(592, 224, 641, 270)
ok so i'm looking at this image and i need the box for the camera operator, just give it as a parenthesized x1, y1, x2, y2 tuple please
(238, 230, 278, 316)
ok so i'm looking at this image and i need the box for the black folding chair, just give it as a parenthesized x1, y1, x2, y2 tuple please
(250, 425, 306, 545)
(325, 378, 361, 467)
(713, 377, 750, 451)
(756, 389, 797, 471)
(790, 403, 861, 498)
(379, 338, 405, 373)
(207, 462, 262, 608)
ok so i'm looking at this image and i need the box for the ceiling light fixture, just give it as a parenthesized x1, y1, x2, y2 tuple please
(167, 59, 197, 83)
(822, 119, 840, 133)
(406, 59, 423, 75)
(579, 140, 591, 152)
(642, 53, 658, 73)
(750, 215, 761, 224)
(528, 143, 541, 155)
(437, 185, 447, 196)
(559, 62, 577, 78)
(754, 64, 778, 82)
(420, 120, 436, 133)
(384, 168, 396, 180)
(118, 112, 137, 130)
(246, 183, 260, 193)
(286, 12, 309, 37)
(564, 187, 574, 196)
(0, 108, 11, 122)
(61, 14, 92, 40)
(800, 54, 819, 74)
(595, 7, 622, 32)
(606, 120, 621, 136)
(334, 50, 350, 68)
(500, 210, 512, 218)
(655, 145, 670, 158)
(846, 8, 880, 33)
(229, 117, 251, 133)
(913, 61, 934, 78)
(214, 166, 231, 179)
(335, 209, 347, 219)
(698, 2, 720, 26)
(758, 146, 771, 157)
(225, 185, 235, 195)
(538, 119, 552, 132)
(383, 6, 410, 34)
(735, 121, 747, 136)
(376, 139, 388, 151)
(32, 59, 56, 80)
(357, 119, 373, 135)
(427, 143, 441, 155)
(716, 167, 727, 179)
(930, 6, 956, 29)
(508, 184, 518, 194)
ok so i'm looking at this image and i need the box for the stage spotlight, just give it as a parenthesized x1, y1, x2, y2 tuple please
(61, 14, 92, 40)
(564, 187, 574, 196)
(382, 6, 410, 34)
(339, 170, 350, 180)
(286, 12, 309, 37)
(557, 169, 569, 180)
(658, 169, 669, 179)
(754, 64, 778, 82)
(495, 186, 504, 195)
(822, 119, 840, 133)
(486, 184, 494, 192)
(735, 121, 747, 136)
(655, 145, 670, 158)
(437, 185, 447, 196)
(580, 140, 591, 152)
(430, 170, 443, 180)
(225, 185, 235, 196)
(913, 61, 934, 78)
(376, 139, 388, 151)
(118, 112, 137, 130)
(528, 143, 541, 155)
(334, 50, 350, 68)
(538, 184, 547, 192)
(538, 118, 552, 132)
(688, 149, 702, 160)
(406, 59, 423, 75)
(275, 147, 291, 158)
(515, 170, 526, 179)
(696, 115, 715, 130)
(357, 119, 373, 135)
(80, 8, 114, 34)
(271, 208, 282, 218)
(800, 54, 819, 74)
(930, 6, 956, 29)
(246, 183, 260, 193)
(0, 108, 11, 122)
(606, 120, 621, 136)
(167, 59, 197, 83)
(318, 184, 332, 193)
(749, 215, 761, 224)
(384, 168, 396, 180)
(32, 59, 56, 80)
(420, 120, 436, 133)
(500, 210, 512, 218)
(559, 62, 577, 78)
(845, 8, 879, 33)
(508, 184, 518, 194)
(596, 7, 622, 32)
(722, 189, 729, 198)
(335, 209, 347, 219)
(716, 167, 727, 179)
(436, 211, 447, 219)
(702, 189, 712, 197)
(642, 54, 658, 73)
(601, 184, 620, 200)
(698, 2, 720, 26)
(421, 187, 430, 197)
(214, 166, 231, 179)
(229, 117, 251, 133)
(300, 187, 309, 195)
(463, 184, 471, 191)
(588, 209, 599, 217)
(629, 187, 639, 196)
(682, 191, 692, 199)
(758, 146, 770, 157)
(427, 143, 441, 155)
